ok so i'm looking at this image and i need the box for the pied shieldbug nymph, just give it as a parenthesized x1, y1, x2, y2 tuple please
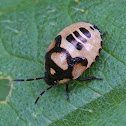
(14, 22, 106, 104)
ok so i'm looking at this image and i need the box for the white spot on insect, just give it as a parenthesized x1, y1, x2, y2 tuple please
(72, 7, 85, 13)
(6, 26, 20, 34)
(84, 43, 93, 51)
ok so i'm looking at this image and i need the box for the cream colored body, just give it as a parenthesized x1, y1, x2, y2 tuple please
(46, 22, 102, 82)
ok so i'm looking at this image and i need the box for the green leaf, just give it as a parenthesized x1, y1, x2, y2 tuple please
(0, 79, 11, 101)
(0, 0, 126, 126)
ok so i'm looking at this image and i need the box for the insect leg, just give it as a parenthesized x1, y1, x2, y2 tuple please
(101, 31, 107, 38)
(77, 76, 102, 81)
(66, 82, 69, 100)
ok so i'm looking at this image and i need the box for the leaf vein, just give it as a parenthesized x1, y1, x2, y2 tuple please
(7, 102, 28, 126)
(103, 49, 126, 67)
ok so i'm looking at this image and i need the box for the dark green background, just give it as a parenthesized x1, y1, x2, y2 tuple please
(0, 0, 126, 126)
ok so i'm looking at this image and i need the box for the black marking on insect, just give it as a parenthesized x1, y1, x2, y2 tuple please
(91, 62, 94, 67)
(73, 31, 87, 43)
(101, 41, 103, 47)
(45, 39, 88, 86)
(79, 27, 91, 38)
(66, 34, 83, 50)
(95, 55, 99, 61)
(93, 25, 100, 31)
(90, 26, 94, 30)
(55, 35, 61, 48)
(99, 48, 102, 54)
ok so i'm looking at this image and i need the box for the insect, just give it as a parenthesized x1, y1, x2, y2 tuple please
(14, 22, 106, 104)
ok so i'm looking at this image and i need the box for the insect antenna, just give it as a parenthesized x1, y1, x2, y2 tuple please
(13, 77, 45, 81)
(101, 31, 107, 38)
(35, 86, 53, 104)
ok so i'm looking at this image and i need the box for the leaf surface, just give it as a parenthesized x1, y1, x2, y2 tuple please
(0, 0, 126, 126)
